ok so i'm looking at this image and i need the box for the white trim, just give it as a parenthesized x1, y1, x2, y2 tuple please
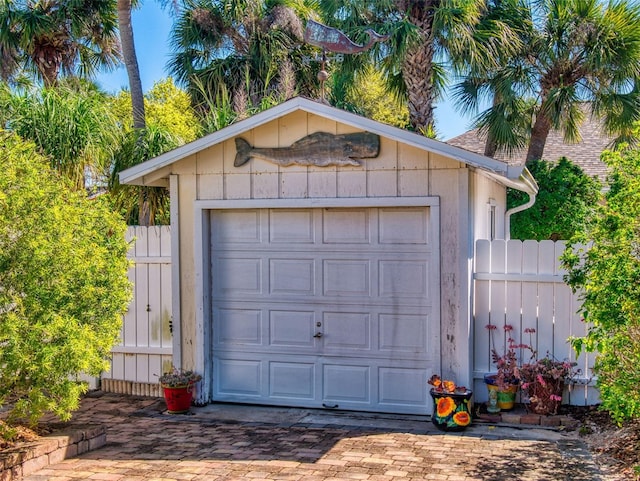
(170, 175, 182, 367)
(474, 272, 563, 283)
(120, 97, 522, 187)
(192, 196, 442, 404)
(128, 256, 171, 264)
(111, 346, 172, 355)
(194, 196, 440, 210)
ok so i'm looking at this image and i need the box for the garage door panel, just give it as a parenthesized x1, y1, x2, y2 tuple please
(378, 314, 427, 353)
(379, 208, 430, 245)
(270, 259, 316, 295)
(323, 312, 371, 351)
(379, 367, 429, 406)
(216, 359, 262, 396)
(270, 210, 315, 244)
(214, 257, 263, 295)
(269, 310, 315, 348)
(269, 362, 315, 399)
(211, 210, 263, 245)
(323, 260, 371, 297)
(379, 260, 429, 298)
(323, 209, 370, 244)
(217, 308, 262, 346)
(323, 364, 370, 403)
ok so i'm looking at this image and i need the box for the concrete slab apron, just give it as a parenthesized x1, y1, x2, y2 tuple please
(22, 393, 620, 481)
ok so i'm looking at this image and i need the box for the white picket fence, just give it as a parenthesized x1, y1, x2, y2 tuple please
(102, 229, 599, 405)
(101, 226, 173, 397)
(473, 239, 598, 405)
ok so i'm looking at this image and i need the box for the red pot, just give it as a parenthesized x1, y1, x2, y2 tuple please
(162, 383, 194, 414)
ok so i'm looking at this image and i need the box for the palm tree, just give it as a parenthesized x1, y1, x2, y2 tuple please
(168, 0, 320, 115)
(0, 0, 121, 87)
(4, 83, 121, 190)
(117, 0, 146, 129)
(318, 0, 519, 134)
(109, 126, 180, 225)
(455, 0, 640, 165)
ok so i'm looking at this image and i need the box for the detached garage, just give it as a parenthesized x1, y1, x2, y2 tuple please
(120, 97, 536, 415)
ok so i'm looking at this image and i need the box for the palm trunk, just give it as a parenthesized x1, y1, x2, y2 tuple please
(400, 0, 437, 134)
(525, 109, 552, 166)
(117, 0, 146, 130)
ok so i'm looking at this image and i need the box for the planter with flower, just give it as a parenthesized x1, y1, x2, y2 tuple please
(427, 375, 473, 431)
(520, 357, 578, 415)
(158, 366, 202, 414)
(484, 324, 527, 412)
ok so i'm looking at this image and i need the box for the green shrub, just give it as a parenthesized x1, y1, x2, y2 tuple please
(0, 131, 131, 426)
(562, 148, 640, 423)
(508, 157, 601, 240)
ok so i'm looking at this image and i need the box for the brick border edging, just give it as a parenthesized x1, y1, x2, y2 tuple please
(0, 425, 106, 481)
(475, 411, 581, 429)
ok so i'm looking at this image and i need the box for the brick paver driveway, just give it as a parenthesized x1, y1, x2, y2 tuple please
(23, 393, 620, 481)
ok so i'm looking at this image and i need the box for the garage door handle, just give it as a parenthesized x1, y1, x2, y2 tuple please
(313, 332, 323, 338)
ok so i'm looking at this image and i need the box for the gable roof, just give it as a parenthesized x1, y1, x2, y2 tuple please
(447, 116, 611, 182)
(120, 96, 537, 194)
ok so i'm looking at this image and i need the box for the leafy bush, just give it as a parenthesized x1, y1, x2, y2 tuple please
(562, 148, 640, 423)
(508, 157, 601, 240)
(0, 131, 131, 426)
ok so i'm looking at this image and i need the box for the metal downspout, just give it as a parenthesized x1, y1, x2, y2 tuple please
(504, 192, 536, 240)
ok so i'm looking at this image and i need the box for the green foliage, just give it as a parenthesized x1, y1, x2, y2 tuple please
(508, 157, 601, 240)
(344, 65, 409, 129)
(0, 131, 131, 426)
(0, 0, 120, 87)
(2, 83, 120, 191)
(562, 148, 640, 423)
(109, 126, 180, 225)
(112, 78, 200, 143)
(168, 0, 319, 112)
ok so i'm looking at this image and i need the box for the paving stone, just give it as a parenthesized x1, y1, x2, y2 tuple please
(3, 393, 623, 481)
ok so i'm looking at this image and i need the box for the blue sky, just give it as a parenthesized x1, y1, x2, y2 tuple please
(97, 2, 472, 141)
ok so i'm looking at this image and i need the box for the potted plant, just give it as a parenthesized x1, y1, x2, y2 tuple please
(158, 366, 202, 414)
(484, 324, 528, 412)
(427, 375, 473, 431)
(520, 356, 579, 415)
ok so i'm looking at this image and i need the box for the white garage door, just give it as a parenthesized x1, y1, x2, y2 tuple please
(209, 206, 439, 414)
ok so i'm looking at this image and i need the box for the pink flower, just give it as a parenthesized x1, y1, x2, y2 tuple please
(537, 374, 546, 386)
(504, 324, 514, 332)
(550, 394, 562, 402)
(524, 327, 536, 334)
(485, 324, 497, 331)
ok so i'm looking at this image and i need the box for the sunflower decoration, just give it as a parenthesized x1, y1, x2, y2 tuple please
(428, 374, 473, 431)
(453, 410, 471, 426)
(436, 396, 456, 417)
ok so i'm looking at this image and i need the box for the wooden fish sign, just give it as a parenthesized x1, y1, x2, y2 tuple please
(304, 19, 389, 54)
(234, 132, 380, 167)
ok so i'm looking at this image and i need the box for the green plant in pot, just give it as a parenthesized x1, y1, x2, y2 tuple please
(158, 366, 202, 414)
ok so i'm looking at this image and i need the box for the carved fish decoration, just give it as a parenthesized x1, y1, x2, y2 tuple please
(233, 132, 380, 167)
(304, 19, 390, 54)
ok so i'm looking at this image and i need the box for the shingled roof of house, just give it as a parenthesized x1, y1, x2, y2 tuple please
(446, 116, 612, 182)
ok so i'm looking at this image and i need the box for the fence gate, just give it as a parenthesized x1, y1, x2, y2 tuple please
(101, 226, 173, 397)
(473, 239, 599, 405)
